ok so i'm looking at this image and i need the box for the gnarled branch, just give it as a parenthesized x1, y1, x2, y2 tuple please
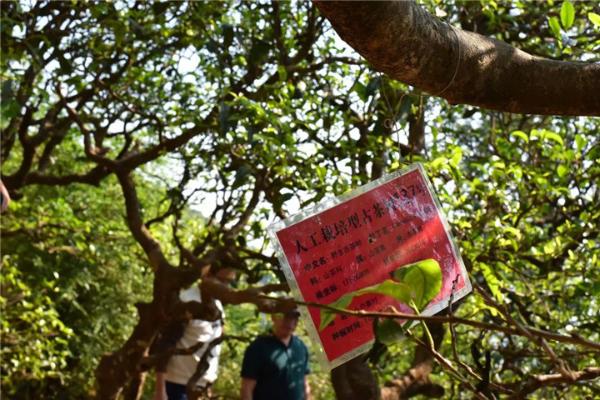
(313, 1, 600, 116)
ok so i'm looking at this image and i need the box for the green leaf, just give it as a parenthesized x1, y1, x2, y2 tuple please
(374, 318, 405, 345)
(560, 1, 575, 29)
(277, 65, 287, 82)
(365, 77, 381, 97)
(557, 164, 568, 178)
(503, 226, 522, 241)
(548, 16, 561, 37)
(430, 156, 448, 171)
(1, 98, 20, 129)
(589, 12, 600, 27)
(318, 280, 412, 331)
(319, 293, 353, 331)
(479, 262, 504, 303)
(450, 147, 463, 168)
(315, 165, 326, 184)
(353, 82, 367, 102)
(510, 130, 529, 143)
(575, 134, 587, 151)
(107, 19, 126, 46)
(279, 192, 294, 203)
(354, 280, 413, 303)
(391, 259, 442, 310)
(542, 130, 564, 146)
(588, 143, 600, 160)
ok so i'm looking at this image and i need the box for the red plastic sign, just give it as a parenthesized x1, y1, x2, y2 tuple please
(271, 164, 471, 369)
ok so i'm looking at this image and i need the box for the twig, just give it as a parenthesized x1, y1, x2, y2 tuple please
(447, 279, 508, 393)
(474, 284, 576, 381)
(510, 367, 600, 399)
(405, 331, 490, 400)
(254, 295, 600, 351)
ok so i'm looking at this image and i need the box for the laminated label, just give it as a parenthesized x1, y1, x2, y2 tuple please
(269, 163, 471, 370)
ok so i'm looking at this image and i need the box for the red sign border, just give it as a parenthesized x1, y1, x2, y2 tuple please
(268, 163, 472, 370)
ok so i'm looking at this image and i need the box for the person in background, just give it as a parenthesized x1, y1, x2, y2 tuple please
(241, 309, 311, 400)
(1, 180, 10, 213)
(152, 266, 236, 400)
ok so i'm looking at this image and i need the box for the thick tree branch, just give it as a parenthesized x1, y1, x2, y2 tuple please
(228, 174, 263, 236)
(381, 323, 447, 400)
(22, 165, 110, 186)
(116, 171, 170, 271)
(313, 1, 600, 116)
(512, 367, 600, 399)
(201, 279, 294, 314)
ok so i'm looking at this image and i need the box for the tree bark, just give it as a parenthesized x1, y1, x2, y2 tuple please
(380, 322, 445, 400)
(331, 353, 380, 400)
(95, 302, 160, 399)
(331, 322, 445, 400)
(313, 1, 600, 116)
(122, 372, 146, 400)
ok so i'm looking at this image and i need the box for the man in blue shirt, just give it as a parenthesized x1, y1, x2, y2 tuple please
(241, 309, 311, 400)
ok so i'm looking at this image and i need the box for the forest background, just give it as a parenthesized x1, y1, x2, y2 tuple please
(1, 0, 599, 399)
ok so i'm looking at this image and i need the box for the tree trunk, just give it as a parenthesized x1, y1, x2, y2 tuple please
(381, 322, 445, 399)
(122, 372, 146, 400)
(313, 0, 600, 116)
(95, 303, 159, 400)
(331, 353, 380, 400)
(331, 322, 445, 400)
